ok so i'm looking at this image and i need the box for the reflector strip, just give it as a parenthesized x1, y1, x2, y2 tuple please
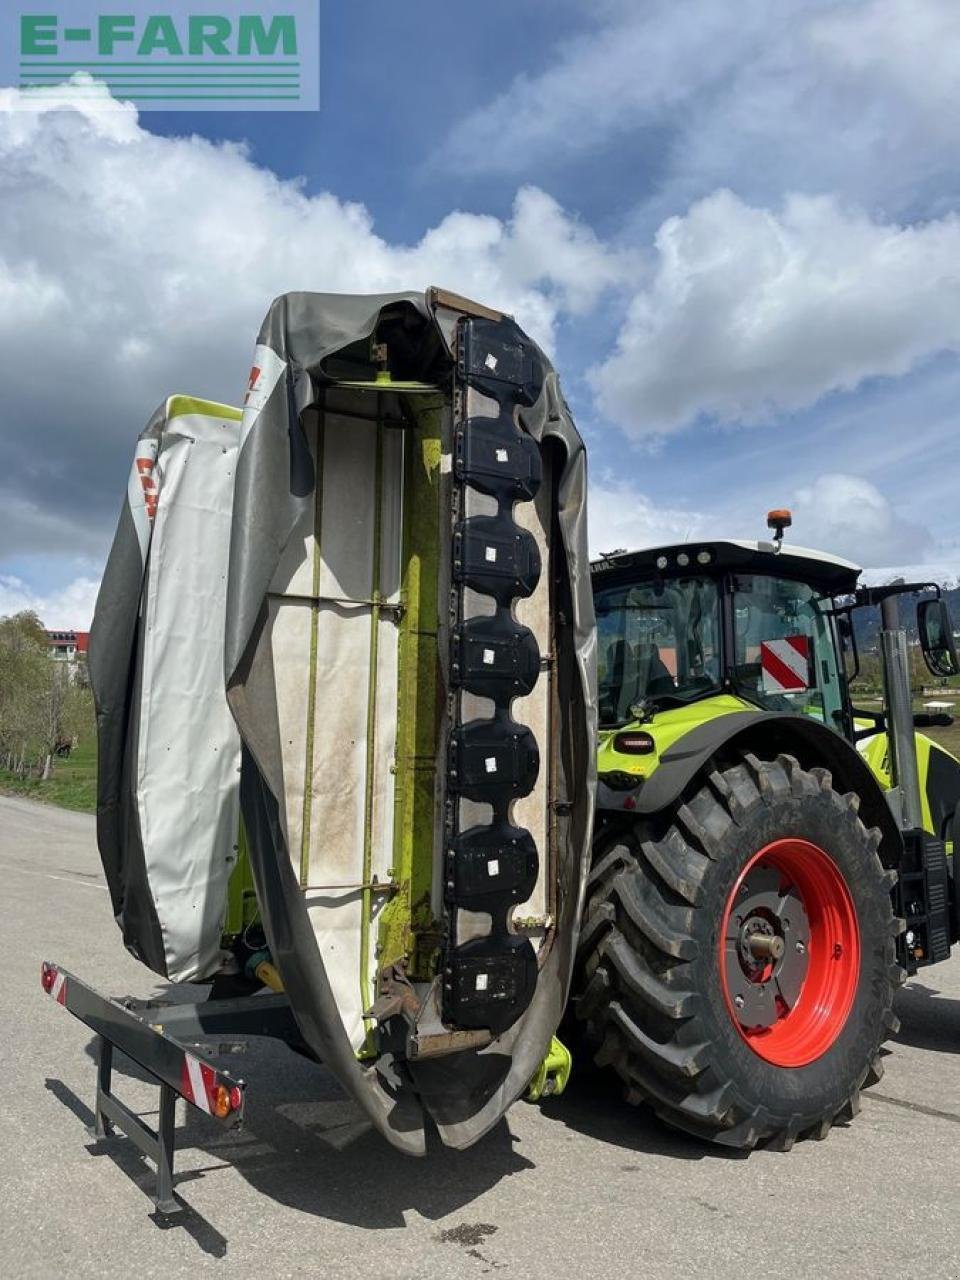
(180, 1052, 216, 1113)
(40, 964, 246, 1130)
(760, 636, 811, 693)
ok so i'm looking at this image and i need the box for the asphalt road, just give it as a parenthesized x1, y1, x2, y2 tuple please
(2, 793, 960, 1279)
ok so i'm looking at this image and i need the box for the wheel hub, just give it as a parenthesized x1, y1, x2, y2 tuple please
(723, 863, 811, 1031)
(719, 838, 861, 1067)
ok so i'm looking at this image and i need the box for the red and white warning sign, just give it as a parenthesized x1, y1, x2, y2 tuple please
(760, 635, 812, 693)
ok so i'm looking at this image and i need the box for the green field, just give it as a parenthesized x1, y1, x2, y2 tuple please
(0, 736, 97, 813)
(920, 715, 960, 761)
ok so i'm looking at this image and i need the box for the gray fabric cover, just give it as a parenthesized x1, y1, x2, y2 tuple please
(227, 290, 596, 1153)
(90, 402, 169, 973)
(90, 397, 244, 981)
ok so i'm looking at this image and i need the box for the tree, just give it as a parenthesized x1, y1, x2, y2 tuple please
(0, 613, 47, 773)
(0, 613, 95, 779)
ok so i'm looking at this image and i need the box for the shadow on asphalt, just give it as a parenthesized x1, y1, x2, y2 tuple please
(51, 1031, 536, 1248)
(893, 981, 960, 1055)
(50, 975, 956, 1253)
(43, 1011, 734, 1258)
(44, 1076, 230, 1258)
(537, 1063, 745, 1163)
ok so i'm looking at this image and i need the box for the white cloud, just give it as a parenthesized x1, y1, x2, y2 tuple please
(791, 473, 930, 568)
(587, 476, 705, 557)
(588, 471, 933, 573)
(0, 574, 100, 629)
(810, 0, 960, 110)
(0, 77, 623, 563)
(861, 562, 960, 588)
(591, 190, 960, 437)
(3, 75, 958, 598)
(441, 0, 770, 175)
(443, 0, 960, 222)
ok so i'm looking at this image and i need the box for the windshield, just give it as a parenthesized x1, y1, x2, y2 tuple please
(595, 576, 721, 726)
(731, 574, 844, 728)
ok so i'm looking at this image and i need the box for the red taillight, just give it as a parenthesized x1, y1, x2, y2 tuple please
(228, 1085, 243, 1113)
(41, 961, 57, 993)
(613, 731, 655, 755)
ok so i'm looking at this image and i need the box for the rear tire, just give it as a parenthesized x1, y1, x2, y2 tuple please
(574, 753, 903, 1149)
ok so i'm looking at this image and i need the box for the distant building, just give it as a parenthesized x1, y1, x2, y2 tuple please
(45, 630, 89, 664)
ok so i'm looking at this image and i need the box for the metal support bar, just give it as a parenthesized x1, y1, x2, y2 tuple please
(319, 403, 410, 427)
(359, 409, 386, 1039)
(156, 1085, 178, 1214)
(880, 595, 924, 830)
(42, 966, 325, 1217)
(44, 968, 246, 1119)
(92, 1035, 113, 1139)
(302, 879, 398, 895)
(267, 589, 404, 614)
(140, 991, 302, 1046)
(299, 412, 325, 886)
(88, 1035, 180, 1214)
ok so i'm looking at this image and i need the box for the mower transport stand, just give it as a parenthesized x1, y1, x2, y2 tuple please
(40, 961, 303, 1214)
(42, 961, 573, 1211)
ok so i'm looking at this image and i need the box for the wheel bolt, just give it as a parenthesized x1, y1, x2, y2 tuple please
(734, 994, 745, 1008)
(796, 940, 805, 954)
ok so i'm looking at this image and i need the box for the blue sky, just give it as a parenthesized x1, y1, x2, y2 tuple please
(3, 0, 960, 625)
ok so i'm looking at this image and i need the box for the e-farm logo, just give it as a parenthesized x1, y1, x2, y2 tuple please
(4, 3, 319, 110)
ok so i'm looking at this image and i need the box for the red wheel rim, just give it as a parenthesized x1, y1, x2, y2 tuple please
(719, 838, 860, 1067)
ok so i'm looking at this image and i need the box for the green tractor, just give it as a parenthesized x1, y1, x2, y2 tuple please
(574, 511, 960, 1150)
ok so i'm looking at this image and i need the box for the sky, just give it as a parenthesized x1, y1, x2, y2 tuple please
(3, 0, 960, 627)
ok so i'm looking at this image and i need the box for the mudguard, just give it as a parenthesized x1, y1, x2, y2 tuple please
(629, 709, 903, 862)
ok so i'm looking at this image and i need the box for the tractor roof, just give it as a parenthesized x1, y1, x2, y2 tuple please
(591, 539, 862, 595)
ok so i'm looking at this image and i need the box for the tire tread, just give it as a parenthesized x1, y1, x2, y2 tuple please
(574, 753, 903, 1150)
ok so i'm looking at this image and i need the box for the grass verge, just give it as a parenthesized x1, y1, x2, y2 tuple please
(0, 736, 97, 813)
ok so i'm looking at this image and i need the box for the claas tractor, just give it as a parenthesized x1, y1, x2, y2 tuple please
(573, 510, 960, 1150)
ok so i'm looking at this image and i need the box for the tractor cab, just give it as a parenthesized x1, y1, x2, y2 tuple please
(593, 536, 859, 739)
(592, 514, 960, 837)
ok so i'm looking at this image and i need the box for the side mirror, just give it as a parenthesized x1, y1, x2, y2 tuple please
(918, 598, 960, 677)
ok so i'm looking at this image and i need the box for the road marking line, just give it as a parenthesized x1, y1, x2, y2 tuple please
(0, 859, 107, 891)
(867, 1091, 960, 1126)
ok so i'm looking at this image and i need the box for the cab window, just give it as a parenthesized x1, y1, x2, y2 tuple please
(595, 576, 721, 726)
(732, 575, 844, 729)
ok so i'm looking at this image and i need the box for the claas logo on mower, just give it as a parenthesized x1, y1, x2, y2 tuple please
(244, 366, 261, 405)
